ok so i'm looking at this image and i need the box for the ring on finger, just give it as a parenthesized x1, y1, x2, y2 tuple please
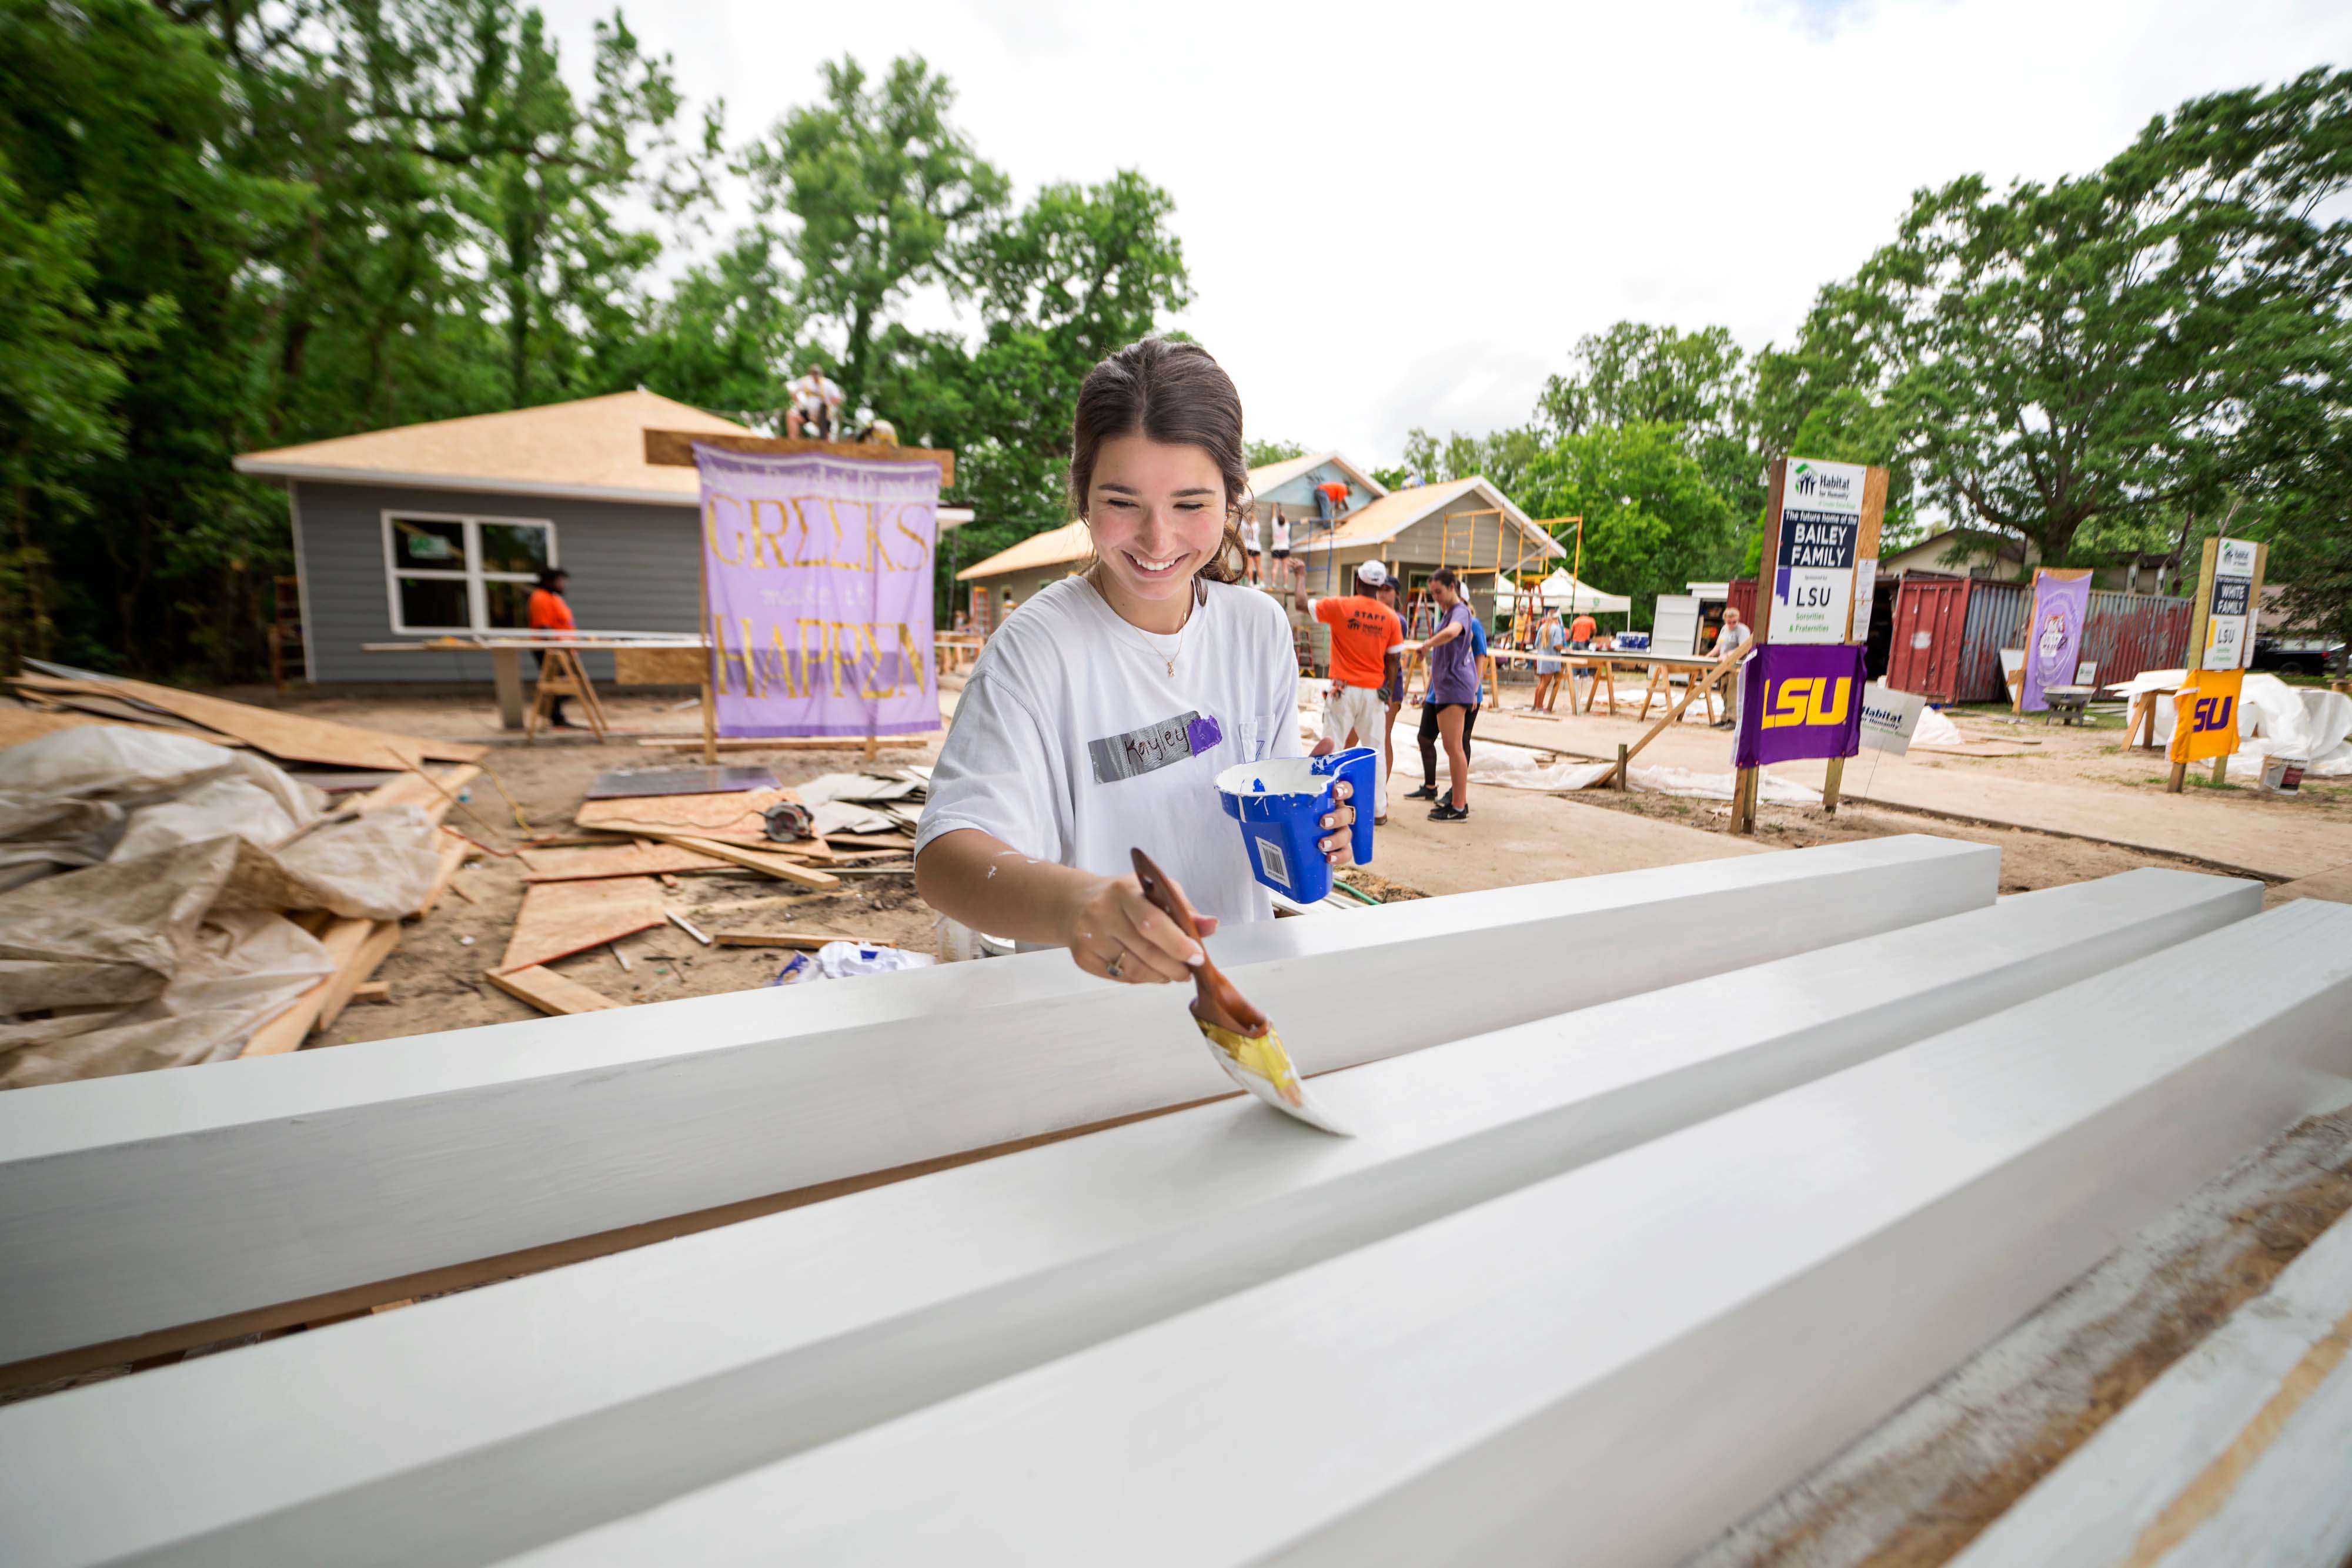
(1106, 948, 1127, 980)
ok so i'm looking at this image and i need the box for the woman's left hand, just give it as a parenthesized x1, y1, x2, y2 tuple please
(1319, 781, 1356, 867)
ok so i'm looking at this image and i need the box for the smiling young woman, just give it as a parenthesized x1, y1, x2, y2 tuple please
(914, 339, 1356, 987)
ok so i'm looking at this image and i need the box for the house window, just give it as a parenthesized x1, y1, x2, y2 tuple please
(383, 512, 556, 634)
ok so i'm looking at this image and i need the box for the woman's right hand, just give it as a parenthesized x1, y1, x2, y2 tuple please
(1062, 872, 1212, 986)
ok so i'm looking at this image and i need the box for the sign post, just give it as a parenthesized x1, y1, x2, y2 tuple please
(1735, 457, 1886, 830)
(2168, 536, 2265, 792)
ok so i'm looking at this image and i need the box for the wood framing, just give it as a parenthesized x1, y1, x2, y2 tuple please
(0, 837, 1990, 1369)
(0, 870, 2246, 1568)
(501, 902, 2352, 1566)
(642, 429, 954, 487)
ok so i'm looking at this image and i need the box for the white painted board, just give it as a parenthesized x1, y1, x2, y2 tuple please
(1953, 1206, 2352, 1566)
(0, 837, 1994, 1365)
(499, 900, 2352, 1568)
(0, 868, 2243, 1568)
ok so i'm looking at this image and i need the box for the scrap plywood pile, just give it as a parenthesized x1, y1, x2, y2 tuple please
(4, 836, 2350, 1564)
(0, 671, 485, 1088)
(474, 767, 930, 1017)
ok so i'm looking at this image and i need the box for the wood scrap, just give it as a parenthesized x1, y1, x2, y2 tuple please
(242, 917, 399, 1055)
(576, 786, 801, 842)
(413, 832, 473, 917)
(355, 764, 483, 827)
(11, 672, 483, 768)
(4, 685, 245, 743)
(352, 982, 393, 1005)
(0, 701, 241, 751)
(485, 965, 624, 1017)
(824, 833, 916, 851)
(712, 931, 866, 950)
(519, 842, 732, 883)
(666, 911, 712, 946)
(500, 877, 668, 972)
(652, 834, 840, 891)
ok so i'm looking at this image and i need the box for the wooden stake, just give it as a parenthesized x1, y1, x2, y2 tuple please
(1822, 755, 1845, 817)
(2168, 761, 2188, 794)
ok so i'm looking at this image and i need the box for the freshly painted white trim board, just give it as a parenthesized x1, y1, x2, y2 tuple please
(0, 837, 1991, 1364)
(0, 870, 2245, 1568)
(1952, 1206, 2352, 1566)
(499, 901, 2352, 1568)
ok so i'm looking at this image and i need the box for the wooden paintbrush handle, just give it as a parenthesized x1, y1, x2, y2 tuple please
(1130, 848, 1267, 1036)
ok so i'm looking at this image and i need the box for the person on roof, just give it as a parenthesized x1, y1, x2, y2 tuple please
(790, 364, 844, 440)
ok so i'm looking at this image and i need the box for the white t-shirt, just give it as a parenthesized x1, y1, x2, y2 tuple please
(917, 576, 1304, 929)
(1242, 514, 1262, 551)
(791, 373, 842, 414)
(1270, 514, 1291, 551)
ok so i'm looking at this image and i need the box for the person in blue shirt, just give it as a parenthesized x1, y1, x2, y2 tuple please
(1466, 607, 1491, 759)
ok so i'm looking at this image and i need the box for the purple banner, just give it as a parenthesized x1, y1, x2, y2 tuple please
(2020, 569, 2091, 713)
(696, 446, 940, 737)
(1735, 643, 1866, 768)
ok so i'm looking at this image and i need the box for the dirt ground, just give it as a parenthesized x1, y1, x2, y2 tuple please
(224, 673, 2348, 1051)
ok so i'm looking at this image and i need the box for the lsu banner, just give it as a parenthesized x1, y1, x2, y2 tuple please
(2019, 569, 2091, 713)
(1735, 642, 1866, 768)
(696, 446, 939, 737)
(2168, 667, 2244, 765)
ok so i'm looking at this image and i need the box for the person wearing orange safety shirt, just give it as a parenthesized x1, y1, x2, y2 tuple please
(1308, 560, 1405, 824)
(526, 567, 582, 729)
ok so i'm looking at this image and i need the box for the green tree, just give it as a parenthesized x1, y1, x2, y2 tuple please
(1515, 422, 1741, 626)
(1247, 438, 1309, 470)
(0, 156, 164, 664)
(744, 55, 1008, 416)
(1783, 70, 2352, 566)
(1399, 424, 1546, 498)
(1539, 322, 1760, 523)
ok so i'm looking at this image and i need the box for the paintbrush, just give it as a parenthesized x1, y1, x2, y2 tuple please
(1130, 847, 1350, 1136)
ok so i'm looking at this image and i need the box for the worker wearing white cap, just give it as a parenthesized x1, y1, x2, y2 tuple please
(1308, 560, 1406, 824)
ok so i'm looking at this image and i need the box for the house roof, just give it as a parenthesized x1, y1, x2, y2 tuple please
(958, 520, 1091, 582)
(1295, 476, 1558, 561)
(233, 390, 757, 508)
(1248, 450, 1387, 502)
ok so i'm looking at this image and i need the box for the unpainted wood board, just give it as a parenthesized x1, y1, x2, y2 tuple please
(642, 427, 954, 485)
(413, 833, 472, 917)
(500, 878, 667, 972)
(0, 871, 2252, 1568)
(660, 834, 840, 890)
(486, 967, 624, 1017)
(1950, 1206, 2352, 1566)
(519, 843, 731, 882)
(611, 647, 707, 686)
(823, 833, 914, 851)
(0, 837, 1994, 1368)
(12, 674, 482, 768)
(0, 703, 239, 751)
(576, 787, 800, 841)
(636, 735, 931, 752)
(494, 902, 2352, 1568)
(239, 918, 382, 1057)
(313, 922, 402, 1032)
(711, 931, 864, 949)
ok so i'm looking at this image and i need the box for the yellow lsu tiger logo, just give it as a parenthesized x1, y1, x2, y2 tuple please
(1761, 676, 1853, 729)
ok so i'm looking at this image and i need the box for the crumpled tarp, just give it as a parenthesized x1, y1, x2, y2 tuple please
(0, 726, 443, 1087)
(2114, 670, 2352, 775)
(1463, 743, 1819, 803)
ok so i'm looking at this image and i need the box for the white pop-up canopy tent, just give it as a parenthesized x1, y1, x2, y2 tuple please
(1495, 570, 1631, 617)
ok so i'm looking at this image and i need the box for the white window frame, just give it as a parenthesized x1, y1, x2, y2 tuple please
(382, 509, 559, 635)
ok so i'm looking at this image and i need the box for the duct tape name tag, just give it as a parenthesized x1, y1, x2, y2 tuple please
(1088, 711, 1224, 784)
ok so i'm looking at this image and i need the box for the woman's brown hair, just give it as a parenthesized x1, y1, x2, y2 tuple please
(1070, 338, 1248, 586)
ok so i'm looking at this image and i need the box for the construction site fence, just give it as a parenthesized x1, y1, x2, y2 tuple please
(1895, 576, 2192, 704)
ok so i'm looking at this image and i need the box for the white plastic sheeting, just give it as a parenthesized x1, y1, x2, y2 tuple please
(2114, 670, 2352, 775)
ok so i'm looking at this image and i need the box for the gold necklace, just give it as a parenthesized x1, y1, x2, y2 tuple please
(1091, 567, 1191, 676)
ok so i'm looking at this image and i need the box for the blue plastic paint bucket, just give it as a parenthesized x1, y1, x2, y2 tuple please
(1214, 748, 1379, 903)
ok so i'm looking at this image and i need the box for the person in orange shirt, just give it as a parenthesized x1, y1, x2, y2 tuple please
(526, 568, 582, 728)
(1568, 610, 1598, 647)
(1310, 560, 1406, 823)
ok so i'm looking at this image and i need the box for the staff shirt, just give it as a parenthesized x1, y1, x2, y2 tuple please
(1313, 594, 1406, 690)
(917, 576, 1304, 930)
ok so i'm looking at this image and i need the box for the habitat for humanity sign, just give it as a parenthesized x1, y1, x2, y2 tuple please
(2201, 537, 2259, 672)
(696, 444, 939, 738)
(1773, 457, 1867, 644)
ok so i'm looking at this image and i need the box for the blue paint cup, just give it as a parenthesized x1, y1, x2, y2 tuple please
(1214, 748, 1379, 904)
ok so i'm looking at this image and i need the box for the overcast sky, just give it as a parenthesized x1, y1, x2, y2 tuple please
(543, 0, 2347, 468)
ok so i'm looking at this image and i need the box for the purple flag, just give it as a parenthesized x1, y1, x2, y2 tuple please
(1735, 643, 1866, 768)
(696, 446, 941, 738)
(2020, 570, 2091, 713)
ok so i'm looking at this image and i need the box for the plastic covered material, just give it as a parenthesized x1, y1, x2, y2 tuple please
(1465, 744, 1817, 803)
(1911, 706, 1965, 746)
(771, 942, 938, 984)
(0, 838, 239, 1015)
(0, 726, 239, 803)
(2130, 671, 2352, 775)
